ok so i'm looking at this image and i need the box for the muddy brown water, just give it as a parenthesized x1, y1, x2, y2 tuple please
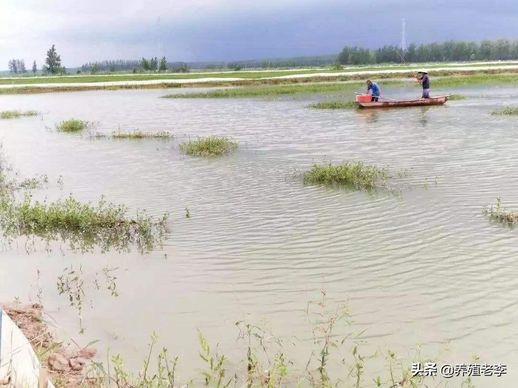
(0, 85, 517, 386)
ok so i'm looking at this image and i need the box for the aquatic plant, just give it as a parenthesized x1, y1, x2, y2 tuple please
(163, 82, 366, 99)
(180, 136, 237, 157)
(303, 162, 388, 190)
(447, 94, 466, 100)
(491, 106, 518, 116)
(484, 198, 518, 225)
(0, 110, 38, 119)
(0, 194, 168, 253)
(309, 101, 357, 109)
(56, 119, 88, 132)
(111, 130, 173, 139)
(88, 291, 461, 387)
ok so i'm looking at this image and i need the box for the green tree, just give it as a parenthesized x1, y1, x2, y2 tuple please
(159, 56, 167, 71)
(149, 57, 158, 71)
(32, 60, 37, 74)
(141, 57, 150, 71)
(43, 44, 62, 74)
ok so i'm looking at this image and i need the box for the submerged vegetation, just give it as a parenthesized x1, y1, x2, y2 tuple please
(180, 136, 238, 157)
(484, 198, 518, 226)
(448, 94, 466, 100)
(491, 106, 518, 116)
(309, 100, 357, 109)
(86, 291, 463, 387)
(164, 82, 366, 99)
(111, 130, 173, 139)
(56, 119, 89, 132)
(0, 195, 168, 253)
(304, 162, 388, 190)
(0, 110, 38, 119)
(0, 151, 168, 253)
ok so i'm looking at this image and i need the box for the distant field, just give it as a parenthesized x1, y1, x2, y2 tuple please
(2, 61, 518, 86)
(1, 62, 518, 95)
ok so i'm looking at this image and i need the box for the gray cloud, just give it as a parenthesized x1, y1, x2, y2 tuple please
(1, 0, 518, 69)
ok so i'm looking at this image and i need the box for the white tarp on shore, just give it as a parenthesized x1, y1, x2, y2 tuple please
(0, 309, 54, 388)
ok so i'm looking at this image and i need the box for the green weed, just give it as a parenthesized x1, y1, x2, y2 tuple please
(0, 110, 38, 119)
(56, 119, 89, 132)
(303, 162, 388, 190)
(491, 106, 518, 115)
(180, 136, 238, 157)
(111, 130, 173, 139)
(309, 100, 357, 109)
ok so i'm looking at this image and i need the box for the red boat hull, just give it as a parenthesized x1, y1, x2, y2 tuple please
(357, 95, 449, 109)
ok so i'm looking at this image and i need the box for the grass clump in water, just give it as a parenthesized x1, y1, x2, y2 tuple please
(56, 119, 89, 133)
(448, 94, 466, 100)
(309, 100, 357, 109)
(484, 198, 518, 226)
(304, 162, 388, 190)
(180, 136, 237, 157)
(0, 110, 38, 119)
(0, 194, 168, 253)
(491, 106, 518, 116)
(112, 130, 173, 139)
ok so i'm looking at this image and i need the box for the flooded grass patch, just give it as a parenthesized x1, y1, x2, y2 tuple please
(180, 136, 237, 157)
(0, 110, 38, 119)
(164, 82, 365, 99)
(309, 100, 357, 109)
(111, 130, 173, 139)
(304, 162, 388, 190)
(484, 198, 518, 225)
(56, 119, 89, 133)
(89, 291, 456, 387)
(0, 195, 168, 253)
(448, 94, 466, 100)
(491, 106, 518, 115)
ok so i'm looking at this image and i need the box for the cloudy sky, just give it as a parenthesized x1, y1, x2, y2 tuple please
(1, 0, 518, 69)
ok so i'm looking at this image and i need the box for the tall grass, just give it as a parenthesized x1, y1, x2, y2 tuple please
(180, 136, 238, 157)
(304, 162, 388, 190)
(56, 119, 89, 132)
(0, 110, 38, 119)
(89, 291, 462, 387)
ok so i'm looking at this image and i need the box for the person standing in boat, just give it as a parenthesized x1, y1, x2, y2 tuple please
(366, 80, 380, 102)
(417, 71, 430, 99)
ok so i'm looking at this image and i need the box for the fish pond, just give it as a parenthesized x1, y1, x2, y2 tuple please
(0, 84, 517, 386)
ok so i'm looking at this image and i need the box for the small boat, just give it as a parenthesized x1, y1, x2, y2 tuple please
(356, 94, 448, 109)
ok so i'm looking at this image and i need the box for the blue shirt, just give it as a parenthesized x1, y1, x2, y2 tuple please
(368, 82, 380, 96)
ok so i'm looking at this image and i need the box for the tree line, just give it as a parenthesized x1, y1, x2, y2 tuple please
(81, 57, 189, 73)
(338, 39, 518, 65)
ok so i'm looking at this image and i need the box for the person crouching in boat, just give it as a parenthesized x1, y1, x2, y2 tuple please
(417, 71, 430, 99)
(366, 80, 380, 102)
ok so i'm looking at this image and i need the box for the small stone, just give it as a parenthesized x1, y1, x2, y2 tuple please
(69, 357, 86, 371)
(48, 353, 68, 372)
